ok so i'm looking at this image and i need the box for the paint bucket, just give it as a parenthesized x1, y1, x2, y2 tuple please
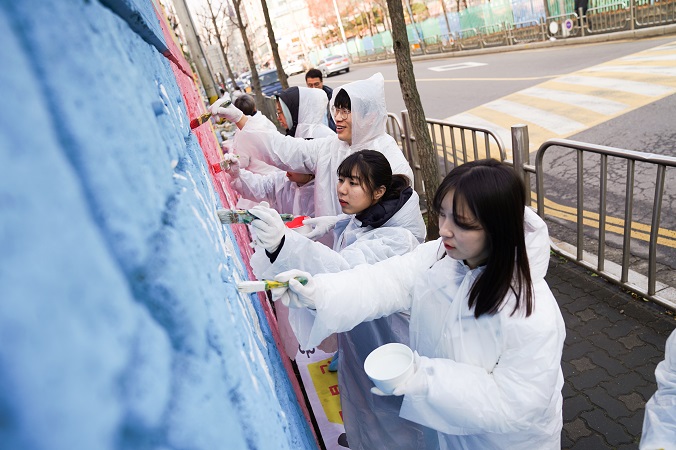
(363, 343, 414, 395)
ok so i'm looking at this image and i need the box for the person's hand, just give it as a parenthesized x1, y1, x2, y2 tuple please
(271, 270, 317, 309)
(249, 202, 285, 253)
(208, 93, 243, 123)
(303, 216, 340, 240)
(370, 351, 425, 397)
(222, 153, 240, 178)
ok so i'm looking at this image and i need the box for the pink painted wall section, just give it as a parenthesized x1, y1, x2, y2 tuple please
(152, 3, 319, 445)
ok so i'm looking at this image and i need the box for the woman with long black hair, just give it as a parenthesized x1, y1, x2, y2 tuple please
(273, 159, 566, 449)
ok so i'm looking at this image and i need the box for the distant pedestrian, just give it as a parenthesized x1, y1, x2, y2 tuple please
(575, 0, 590, 29)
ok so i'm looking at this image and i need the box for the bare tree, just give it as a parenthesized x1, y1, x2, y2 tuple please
(385, 0, 439, 239)
(260, 0, 289, 89)
(197, 0, 239, 93)
(227, 0, 264, 107)
(373, 0, 392, 32)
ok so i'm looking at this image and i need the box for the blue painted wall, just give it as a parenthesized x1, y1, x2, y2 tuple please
(0, 1, 315, 449)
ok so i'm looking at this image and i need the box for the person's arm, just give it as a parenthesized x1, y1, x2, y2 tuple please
(232, 169, 283, 206)
(398, 283, 565, 435)
(235, 123, 325, 175)
(281, 240, 442, 348)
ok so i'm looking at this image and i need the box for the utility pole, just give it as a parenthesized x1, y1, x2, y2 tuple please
(172, 0, 219, 102)
(331, 0, 349, 57)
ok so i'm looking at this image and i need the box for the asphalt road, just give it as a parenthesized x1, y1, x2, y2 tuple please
(288, 36, 676, 292)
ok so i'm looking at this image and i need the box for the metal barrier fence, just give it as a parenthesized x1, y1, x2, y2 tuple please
(349, 0, 676, 64)
(387, 112, 675, 310)
(534, 140, 676, 310)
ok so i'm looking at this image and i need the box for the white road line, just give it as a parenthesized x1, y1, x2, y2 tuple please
(428, 62, 487, 72)
(483, 99, 586, 135)
(520, 86, 628, 115)
(556, 75, 673, 96)
(586, 64, 676, 77)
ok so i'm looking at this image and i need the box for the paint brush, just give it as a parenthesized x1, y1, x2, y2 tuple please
(237, 277, 309, 293)
(190, 99, 231, 129)
(217, 209, 295, 225)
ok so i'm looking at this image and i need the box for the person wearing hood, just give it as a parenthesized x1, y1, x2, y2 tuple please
(208, 73, 416, 244)
(220, 87, 334, 218)
(271, 159, 566, 450)
(228, 93, 280, 175)
(247, 150, 430, 450)
(275, 86, 334, 139)
(640, 329, 676, 449)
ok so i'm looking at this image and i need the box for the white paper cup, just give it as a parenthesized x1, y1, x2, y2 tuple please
(364, 343, 414, 395)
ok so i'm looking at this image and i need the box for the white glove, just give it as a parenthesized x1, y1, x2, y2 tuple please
(303, 216, 340, 240)
(271, 269, 317, 309)
(370, 351, 426, 397)
(208, 93, 243, 123)
(249, 201, 285, 253)
(222, 153, 240, 178)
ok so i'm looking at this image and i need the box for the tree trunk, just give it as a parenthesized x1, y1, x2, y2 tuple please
(260, 0, 289, 89)
(385, 0, 439, 240)
(232, 0, 264, 107)
(205, 0, 238, 91)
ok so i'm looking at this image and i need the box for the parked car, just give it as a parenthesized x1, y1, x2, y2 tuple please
(237, 71, 252, 92)
(317, 55, 350, 77)
(257, 68, 283, 97)
(283, 60, 305, 76)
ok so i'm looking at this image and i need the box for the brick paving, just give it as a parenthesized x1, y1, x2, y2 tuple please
(548, 255, 675, 449)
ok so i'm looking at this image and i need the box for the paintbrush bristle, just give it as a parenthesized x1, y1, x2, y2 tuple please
(217, 208, 296, 225)
(237, 281, 267, 293)
(217, 209, 254, 224)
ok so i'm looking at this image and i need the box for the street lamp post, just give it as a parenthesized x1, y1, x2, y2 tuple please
(331, 0, 350, 58)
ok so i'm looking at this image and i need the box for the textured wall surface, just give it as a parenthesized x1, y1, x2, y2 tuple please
(0, 1, 315, 449)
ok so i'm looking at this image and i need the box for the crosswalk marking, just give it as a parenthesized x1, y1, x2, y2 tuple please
(555, 75, 673, 96)
(585, 64, 676, 78)
(483, 99, 586, 134)
(619, 54, 676, 62)
(442, 40, 676, 157)
(519, 86, 628, 115)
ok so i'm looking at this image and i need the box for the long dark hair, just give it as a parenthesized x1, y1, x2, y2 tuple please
(337, 150, 409, 202)
(432, 159, 533, 318)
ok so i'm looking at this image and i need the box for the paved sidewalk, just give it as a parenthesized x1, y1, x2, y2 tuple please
(548, 255, 675, 449)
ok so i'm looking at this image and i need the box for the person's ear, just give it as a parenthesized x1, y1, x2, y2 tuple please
(372, 185, 386, 202)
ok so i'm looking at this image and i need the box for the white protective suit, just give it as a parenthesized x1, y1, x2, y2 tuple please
(291, 86, 334, 139)
(233, 73, 413, 219)
(640, 329, 676, 449)
(232, 111, 281, 175)
(229, 88, 334, 217)
(292, 208, 565, 449)
(251, 188, 432, 450)
(232, 171, 315, 217)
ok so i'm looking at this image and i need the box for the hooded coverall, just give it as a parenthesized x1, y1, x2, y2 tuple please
(289, 208, 566, 449)
(251, 187, 433, 449)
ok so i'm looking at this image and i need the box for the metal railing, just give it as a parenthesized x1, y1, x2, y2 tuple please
(635, 0, 676, 27)
(585, 2, 632, 34)
(346, 0, 675, 63)
(386, 112, 675, 310)
(534, 139, 676, 309)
